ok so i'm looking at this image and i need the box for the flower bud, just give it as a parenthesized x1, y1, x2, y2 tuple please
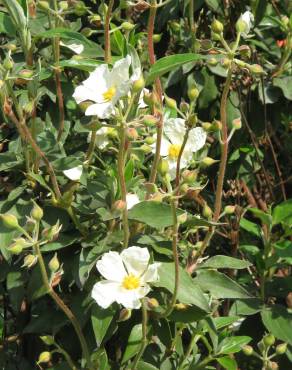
(31, 203, 43, 221)
(150, 192, 164, 202)
(187, 87, 199, 101)
(74, 1, 87, 16)
(144, 183, 158, 194)
(19, 69, 34, 79)
(158, 159, 169, 176)
(59, 1, 68, 10)
(281, 15, 289, 27)
(145, 136, 156, 145)
(186, 114, 197, 128)
(81, 27, 93, 37)
(3, 58, 13, 70)
(126, 128, 138, 141)
(211, 32, 221, 41)
(6, 43, 17, 52)
(140, 144, 152, 154)
(248, 64, 264, 75)
(211, 19, 224, 34)
(38, 351, 51, 364)
(267, 362, 278, 370)
(180, 101, 189, 113)
(207, 57, 218, 66)
(143, 115, 158, 127)
(202, 122, 212, 131)
(49, 253, 60, 272)
(132, 76, 145, 93)
(143, 92, 154, 106)
(242, 345, 254, 356)
(153, 34, 162, 43)
(275, 342, 287, 355)
(7, 241, 23, 255)
(236, 19, 248, 34)
(79, 101, 93, 112)
(177, 212, 188, 223)
(40, 335, 54, 345)
(203, 204, 212, 219)
(113, 200, 126, 212)
(221, 58, 231, 69)
(182, 170, 197, 184)
(118, 308, 132, 322)
(200, 39, 213, 50)
(170, 21, 180, 33)
(263, 334, 275, 347)
(89, 15, 101, 27)
(232, 117, 242, 130)
(257, 340, 265, 352)
(0, 214, 19, 229)
(175, 303, 188, 310)
(22, 254, 37, 268)
(121, 21, 135, 31)
(224, 205, 236, 214)
(179, 184, 189, 195)
(38, 1, 50, 10)
(238, 45, 251, 59)
(165, 95, 177, 110)
(201, 157, 217, 167)
(147, 297, 159, 309)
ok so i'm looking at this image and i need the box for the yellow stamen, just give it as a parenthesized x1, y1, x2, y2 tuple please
(168, 144, 181, 160)
(102, 86, 116, 102)
(122, 274, 140, 290)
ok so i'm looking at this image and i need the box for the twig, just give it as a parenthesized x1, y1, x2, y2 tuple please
(132, 299, 148, 369)
(104, 0, 115, 63)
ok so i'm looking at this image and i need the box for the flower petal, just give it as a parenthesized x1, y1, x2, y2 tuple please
(96, 251, 127, 282)
(185, 127, 207, 152)
(109, 56, 132, 98)
(60, 41, 84, 54)
(116, 286, 150, 309)
(164, 118, 186, 145)
(85, 102, 114, 118)
(63, 165, 83, 181)
(121, 246, 150, 276)
(126, 193, 140, 210)
(91, 280, 121, 309)
(141, 263, 161, 283)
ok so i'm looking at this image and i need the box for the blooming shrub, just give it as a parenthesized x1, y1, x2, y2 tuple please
(0, 1, 292, 369)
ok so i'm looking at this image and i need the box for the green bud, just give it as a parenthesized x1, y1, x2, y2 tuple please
(221, 58, 231, 69)
(7, 241, 23, 255)
(38, 351, 51, 364)
(89, 15, 101, 27)
(81, 27, 93, 37)
(158, 159, 169, 176)
(186, 114, 197, 127)
(6, 44, 17, 52)
(140, 144, 152, 154)
(3, 58, 13, 70)
(211, 32, 221, 41)
(224, 205, 236, 214)
(31, 203, 43, 221)
(0, 214, 19, 229)
(281, 16, 289, 27)
(275, 342, 287, 355)
(177, 212, 188, 223)
(267, 361, 279, 370)
(211, 120, 222, 131)
(238, 45, 251, 59)
(232, 117, 242, 130)
(143, 92, 154, 106)
(144, 183, 158, 195)
(145, 136, 156, 145)
(79, 101, 93, 112)
(48, 253, 60, 272)
(207, 57, 218, 66)
(202, 122, 212, 131)
(200, 39, 213, 50)
(182, 170, 197, 184)
(74, 1, 87, 16)
(203, 204, 212, 219)
(59, 1, 68, 11)
(121, 22, 135, 31)
(236, 19, 248, 34)
(263, 334, 275, 347)
(117, 308, 132, 322)
(201, 157, 217, 167)
(257, 340, 265, 352)
(187, 87, 199, 101)
(153, 34, 162, 43)
(19, 69, 34, 79)
(22, 254, 37, 268)
(132, 76, 145, 92)
(165, 95, 177, 109)
(242, 345, 254, 356)
(40, 335, 54, 345)
(143, 115, 158, 127)
(248, 64, 264, 75)
(170, 21, 180, 33)
(211, 19, 224, 34)
(147, 297, 159, 309)
(179, 184, 189, 195)
(38, 1, 50, 10)
(180, 101, 189, 113)
(126, 127, 138, 141)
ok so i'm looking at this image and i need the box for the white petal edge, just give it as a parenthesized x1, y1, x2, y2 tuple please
(91, 280, 121, 309)
(63, 165, 83, 181)
(141, 263, 161, 283)
(96, 251, 127, 282)
(126, 193, 140, 210)
(121, 246, 150, 276)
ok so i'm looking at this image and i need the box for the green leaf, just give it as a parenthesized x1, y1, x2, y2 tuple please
(217, 336, 251, 354)
(122, 324, 142, 364)
(217, 356, 237, 370)
(240, 218, 261, 238)
(212, 316, 241, 330)
(273, 77, 292, 100)
(137, 362, 159, 370)
(198, 68, 218, 109)
(229, 299, 263, 316)
(41, 233, 79, 252)
(91, 306, 115, 346)
(2, 0, 27, 29)
(154, 262, 210, 312)
(128, 201, 185, 229)
(59, 58, 102, 71)
(195, 270, 252, 299)
(261, 305, 292, 345)
(199, 255, 252, 270)
(184, 215, 223, 228)
(254, 0, 268, 25)
(147, 53, 204, 83)
(272, 199, 292, 226)
(248, 208, 272, 226)
(0, 12, 16, 35)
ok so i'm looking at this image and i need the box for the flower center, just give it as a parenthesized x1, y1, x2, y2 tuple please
(122, 274, 140, 290)
(102, 86, 116, 102)
(168, 144, 181, 160)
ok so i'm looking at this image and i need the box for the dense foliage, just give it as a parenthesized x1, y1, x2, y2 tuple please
(0, 0, 292, 369)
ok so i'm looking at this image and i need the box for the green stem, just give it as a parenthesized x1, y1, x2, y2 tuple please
(55, 343, 77, 370)
(178, 333, 200, 370)
(175, 128, 190, 188)
(104, 0, 114, 63)
(118, 124, 130, 249)
(33, 242, 93, 369)
(86, 129, 97, 164)
(188, 0, 196, 51)
(67, 206, 87, 237)
(132, 299, 148, 369)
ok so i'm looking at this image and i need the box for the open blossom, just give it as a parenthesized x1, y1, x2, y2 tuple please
(63, 165, 83, 181)
(73, 56, 140, 119)
(153, 118, 207, 179)
(92, 247, 160, 309)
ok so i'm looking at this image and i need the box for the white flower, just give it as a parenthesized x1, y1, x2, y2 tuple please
(92, 246, 160, 309)
(138, 88, 149, 109)
(63, 165, 83, 181)
(73, 56, 137, 119)
(60, 41, 84, 54)
(153, 118, 207, 179)
(239, 11, 254, 37)
(126, 193, 140, 209)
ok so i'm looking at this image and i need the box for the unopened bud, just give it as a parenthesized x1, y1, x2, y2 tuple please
(6, 44, 17, 52)
(242, 345, 253, 356)
(81, 27, 93, 37)
(22, 254, 37, 268)
(263, 334, 275, 347)
(170, 21, 180, 33)
(187, 87, 199, 101)
(74, 1, 87, 16)
(275, 342, 287, 355)
(221, 58, 231, 69)
(175, 303, 188, 310)
(49, 253, 60, 272)
(177, 212, 188, 223)
(150, 192, 164, 202)
(203, 204, 212, 219)
(238, 45, 251, 59)
(38, 1, 50, 10)
(236, 19, 248, 34)
(267, 361, 278, 370)
(143, 92, 154, 106)
(165, 95, 177, 110)
(89, 15, 101, 27)
(40, 335, 54, 345)
(232, 117, 242, 130)
(257, 340, 265, 352)
(113, 200, 126, 212)
(180, 101, 189, 113)
(7, 241, 24, 255)
(211, 19, 224, 34)
(126, 128, 138, 141)
(182, 170, 197, 184)
(143, 115, 158, 127)
(201, 157, 217, 167)
(186, 114, 197, 127)
(153, 34, 162, 43)
(158, 159, 169, 176)
(19, 69, 34, 79)
(118, 308, 132, 322)
(59, 1, 68, 10)
(248, 64, 264, 75)
(121, 22, 135, 31)
(79, 101, 92, 112)
(140, 144, 152, 154)
(202, 122, 212, 131)
(132, 76, 145, 92)
(179, 184, 189, 195)
(211, 120, 222, 131)
(207, 57, 218, 66)
(31, 203, 43, 221)
(3, 58, 13, 70)
(0, 214, 19, 229)
(38, 351, 51, 364)
(147, 297, 159, 309)
(211, 32, 221, 41)
(145, 136, 156, 145)
(281, 16, 289, 27)
(224, 205, 236, 214)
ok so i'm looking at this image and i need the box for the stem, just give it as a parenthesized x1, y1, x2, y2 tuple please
(33, 242, 92, 369)
(178, 333, 200, 370)
(175, 128, 190, 188)
(104, 0, 114, 63)
(132, 299, 148, 369)
(118, 124, 130, 249)
(67, 206, 87, 237)
(55, 343, 77, 370)
(161, 198, 179, 317)
(188, 0, 196, 51)
(147, 0, 164, 190)
(85, 129, 97, 164)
